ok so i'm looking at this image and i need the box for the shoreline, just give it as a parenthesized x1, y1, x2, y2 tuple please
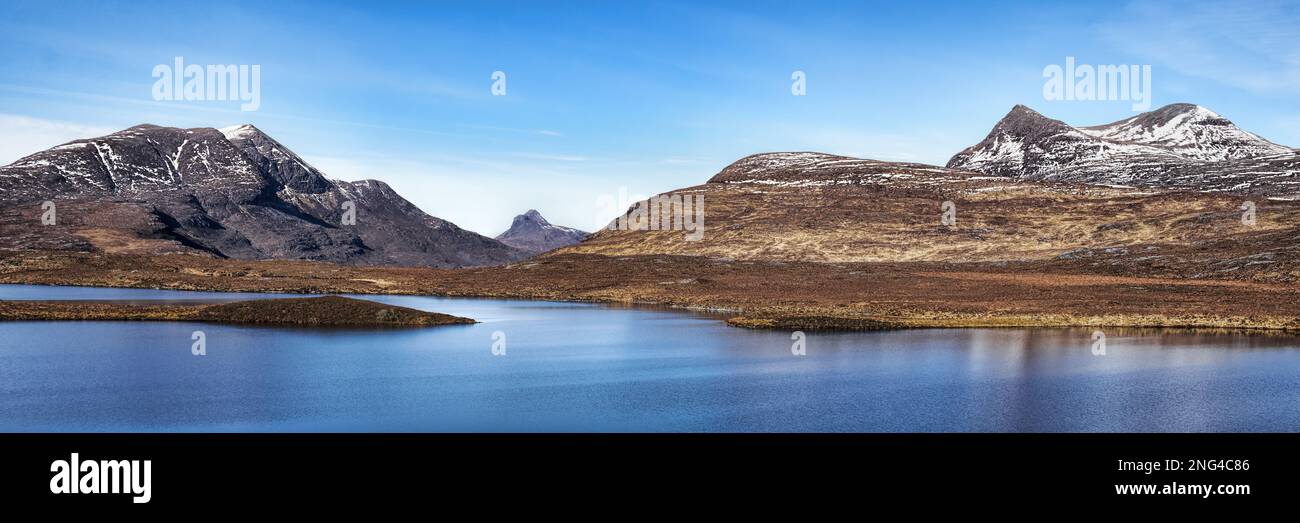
(0, 295, 475, 327)
(725, 313, 1300, 333)
(1, 250, 1298, 333)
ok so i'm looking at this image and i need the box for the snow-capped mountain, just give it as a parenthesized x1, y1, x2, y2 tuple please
(0, 124, 527, 267)
(947, 104, 1300, 196)
(494, 209, 588, 255)
(221, 124, 334, 193)
(708, 152, 969, 187)
(1079, 104, 1293, 161)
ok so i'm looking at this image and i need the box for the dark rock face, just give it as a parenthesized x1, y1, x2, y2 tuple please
(0, 124, 527, 267)
(494, 209, 588, 255)
(221, 124, 334, 193)
(947, 104, 1300, 197)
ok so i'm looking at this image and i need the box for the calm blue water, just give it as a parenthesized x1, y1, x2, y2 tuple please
(1, 284, 1299, 432)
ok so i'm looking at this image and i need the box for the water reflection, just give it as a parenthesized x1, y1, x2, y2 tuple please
(1, 284, 1298, 432)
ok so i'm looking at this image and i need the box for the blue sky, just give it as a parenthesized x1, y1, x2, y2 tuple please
(1, 0, 1298, 235)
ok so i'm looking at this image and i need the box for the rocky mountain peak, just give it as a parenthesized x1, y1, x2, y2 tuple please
(0, 124, 527, 267)
(1079, 103, 1290, 160)
(988, 104, 1084, 142)
(219, 123, 334, 193)
(708, 152, 859, 183)
(495, 209, 588, 255)
(948, 103, 1300, 195)
(512, 209, 550, 227)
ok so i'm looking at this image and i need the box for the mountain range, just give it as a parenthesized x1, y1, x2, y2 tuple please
(559, 103, 1300, 282)
(947, 103, 1300, 197)
(2, 103, 1297, 274)
(0, 124, 532, 267)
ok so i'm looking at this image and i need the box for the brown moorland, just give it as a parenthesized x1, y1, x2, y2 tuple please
(1, 249, 1297, 331)
(2, 153, 1297, 331)
(0, 295, 475, 327)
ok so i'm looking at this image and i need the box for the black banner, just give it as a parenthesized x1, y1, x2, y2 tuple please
(0, 433, 1292, 511)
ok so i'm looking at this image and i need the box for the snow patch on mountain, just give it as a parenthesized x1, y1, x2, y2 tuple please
(947, 103, 1300, 197)
(0, 123, 527, 267)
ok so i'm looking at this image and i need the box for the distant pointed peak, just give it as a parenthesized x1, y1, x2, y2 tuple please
(496, 209, 588, 253)
(515, 209, 549, 225)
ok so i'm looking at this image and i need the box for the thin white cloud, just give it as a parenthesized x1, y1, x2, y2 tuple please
(0, 114, 114, 165)
(0, 84, 525, 141)
(303, 151, 693, 235)
(1100, 0, 1300, 93)
(742, 124, 959, 165)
